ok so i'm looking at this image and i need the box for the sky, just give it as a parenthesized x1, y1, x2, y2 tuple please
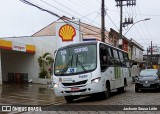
(0, 0, 160, 52)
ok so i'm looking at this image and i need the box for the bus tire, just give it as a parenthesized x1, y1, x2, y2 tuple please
(102, 84, 110, 99)
(65, 96, 74, 103)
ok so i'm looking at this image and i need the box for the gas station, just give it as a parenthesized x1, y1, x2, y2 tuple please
(0, 39, 35, 84)
(0, 19, 84, 85)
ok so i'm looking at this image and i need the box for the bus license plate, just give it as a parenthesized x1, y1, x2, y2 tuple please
(72, 92, 80, 95)
(71, 88, 79, 91)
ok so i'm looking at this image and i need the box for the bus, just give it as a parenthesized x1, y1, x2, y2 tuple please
(53, 41, 131, 102)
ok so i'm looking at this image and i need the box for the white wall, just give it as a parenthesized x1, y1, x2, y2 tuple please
(2, 36, 57, 84)
(1, 52, 34, 82)
(132, 46, 143, 62)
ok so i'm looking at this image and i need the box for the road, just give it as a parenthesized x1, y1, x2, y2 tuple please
(2, 83, 160, 114)
(40, 83, 160, 114)
(63, 83, 160, 105)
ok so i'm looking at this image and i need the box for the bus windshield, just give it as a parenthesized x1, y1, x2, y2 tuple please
(54, 44, 97, 76)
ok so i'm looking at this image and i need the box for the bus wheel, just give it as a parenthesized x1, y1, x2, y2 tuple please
(65, 96, 74, 103)
(102, 84, 110, 99)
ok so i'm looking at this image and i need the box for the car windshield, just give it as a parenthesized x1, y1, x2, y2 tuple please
(140, 69, 158, 77)
(54, 44, 97, 76)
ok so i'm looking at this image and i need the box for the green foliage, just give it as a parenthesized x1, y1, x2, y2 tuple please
(38, 52, 54, 79)
(38, 56, 43, 67)
(39, 70, 48, 78)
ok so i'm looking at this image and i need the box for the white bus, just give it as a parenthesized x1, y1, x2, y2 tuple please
(53, 41, 131, 102)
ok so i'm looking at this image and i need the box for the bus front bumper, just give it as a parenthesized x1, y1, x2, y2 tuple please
(54, 82, 103, 96)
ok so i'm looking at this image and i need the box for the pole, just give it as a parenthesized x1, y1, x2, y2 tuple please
(101, 0, 105, 42)
(119, 0, 123, 49)
(146, 48, 149, 68)
(150, 41, 152, 68)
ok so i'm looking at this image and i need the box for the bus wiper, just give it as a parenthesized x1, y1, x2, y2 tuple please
(76, 55, 87, 73)
(61, 55, 73, 75)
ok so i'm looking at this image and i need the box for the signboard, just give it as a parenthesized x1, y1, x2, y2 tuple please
(56, 20, 82, 49)
(59, 24, 76, 41)
(12, 42, 26, 52)
(147, 46, 160, 54)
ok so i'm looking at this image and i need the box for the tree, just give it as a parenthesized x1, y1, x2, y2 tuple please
(38, 52, 54, 78)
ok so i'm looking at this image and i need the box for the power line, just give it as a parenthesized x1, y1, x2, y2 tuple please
(39, 0, 75, 18)
(137, 5, 152, 41)
(67, 0, 96, 12)
(78, 0, 100, 11)
(50, 0, 101, 27)
(20, 0, 60, 17)
(38, 0, 109, 40)
(19, 0, 109, 41)
(107, 9, 160, 17)
(81, 12, 101, 32)
(106, 10, 119, 30)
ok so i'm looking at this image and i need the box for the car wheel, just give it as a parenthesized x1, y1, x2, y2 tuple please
(65, 96, 74, 103)
(135, 85, 139, 92)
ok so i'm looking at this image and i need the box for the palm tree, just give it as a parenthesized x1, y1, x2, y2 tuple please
(38, 52, 54, 78)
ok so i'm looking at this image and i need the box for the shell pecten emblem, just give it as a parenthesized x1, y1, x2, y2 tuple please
(59, 24, 76, 41)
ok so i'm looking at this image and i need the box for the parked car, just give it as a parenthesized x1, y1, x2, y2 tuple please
(135, 69, 160, 92)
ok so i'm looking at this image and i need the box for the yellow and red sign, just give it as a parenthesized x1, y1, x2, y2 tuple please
(0, 39, 35, 54)
(59, 24, 76, 41)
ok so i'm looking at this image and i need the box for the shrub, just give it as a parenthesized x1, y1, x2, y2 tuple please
(39, 70, 48, 78)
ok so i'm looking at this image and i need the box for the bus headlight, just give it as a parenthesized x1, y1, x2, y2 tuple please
(91, 77, 101, 83)
(54, 83, 59, 88)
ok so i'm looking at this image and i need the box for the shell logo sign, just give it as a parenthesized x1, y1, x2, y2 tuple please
(59, 24, 76, 41)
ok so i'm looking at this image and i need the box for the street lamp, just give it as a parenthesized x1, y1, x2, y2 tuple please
(124, 18, 151, 36)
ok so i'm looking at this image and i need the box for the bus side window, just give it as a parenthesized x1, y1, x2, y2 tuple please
(119, 51, 126, 66)
(107, 47, 113, 65)
(100, 45, 109, 71)
(112, 49, 121, 66)
(123, 53, 130, 67)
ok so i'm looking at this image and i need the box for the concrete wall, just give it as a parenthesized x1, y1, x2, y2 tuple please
(2, 36, 57, 84)
(1, 52, 34, 82)
(132, 46, 143, 62)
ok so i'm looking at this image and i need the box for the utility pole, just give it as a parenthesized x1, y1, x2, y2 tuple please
(119, 0, 123, 49)
(101, 0, 105, 42)
(150, 41, 153, 68)
(115, 0, 136, 49)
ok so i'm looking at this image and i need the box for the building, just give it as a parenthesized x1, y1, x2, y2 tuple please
(0, 16, 110, 84)
(143, 45, 160, 69)
(109, 28, 130, 52)
(109, 28, 144, 80)
(33, 16, 110, 43)
(0, 16, 144, 84)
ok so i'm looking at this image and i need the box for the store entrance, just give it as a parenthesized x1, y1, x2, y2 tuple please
(8, 73, 28, 83)
(1, 49, 34, 84)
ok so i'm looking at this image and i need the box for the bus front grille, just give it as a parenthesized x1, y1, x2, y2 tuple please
(62, 80, 87, 86)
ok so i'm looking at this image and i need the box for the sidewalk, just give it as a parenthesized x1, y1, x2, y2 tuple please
(0, 83, 64, 105)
